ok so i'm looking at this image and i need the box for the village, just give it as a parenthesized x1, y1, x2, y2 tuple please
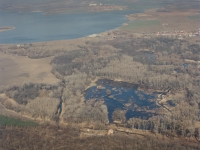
(88, 3, 126, 12)
(154, 29, 200, 39)
(88, 28, 200, 40)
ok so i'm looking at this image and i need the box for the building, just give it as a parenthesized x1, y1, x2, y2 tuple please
(89, 4, 97, 6)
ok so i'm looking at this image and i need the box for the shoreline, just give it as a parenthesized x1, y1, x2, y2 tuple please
(0, 10, 139, 45)
(0, 27, 120, 45)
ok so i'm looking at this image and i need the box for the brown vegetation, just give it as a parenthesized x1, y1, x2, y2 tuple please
(0, 125, 200, 150)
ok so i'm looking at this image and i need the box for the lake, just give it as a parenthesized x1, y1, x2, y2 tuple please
(0, 10, 142, 44)
(85, 79, 159, 122)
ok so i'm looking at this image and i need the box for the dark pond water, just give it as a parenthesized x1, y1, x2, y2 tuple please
(55, 96, 62, 115)
(183, 63, 188, 69)
(85, 79, 159, 122)
(167, 100, 176, 107)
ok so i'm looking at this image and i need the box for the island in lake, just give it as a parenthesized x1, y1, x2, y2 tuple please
(0, 26, 15, 32)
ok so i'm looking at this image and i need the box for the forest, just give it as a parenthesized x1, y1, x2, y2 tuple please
(0, 33, 200, 149)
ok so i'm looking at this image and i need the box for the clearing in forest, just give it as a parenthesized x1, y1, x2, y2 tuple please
(0, 53, 59, 85)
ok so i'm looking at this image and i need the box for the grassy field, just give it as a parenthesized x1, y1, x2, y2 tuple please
(0, 53, 60, 85)
(0, 114, 38, 127)
(188, 15, 200, 19)
(120, 19, 161, 30)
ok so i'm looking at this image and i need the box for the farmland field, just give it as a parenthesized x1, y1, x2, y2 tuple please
(120, 19, 161, 30)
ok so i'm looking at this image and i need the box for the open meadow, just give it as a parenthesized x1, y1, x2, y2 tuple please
(0, 53, 59, 85)
(120, 19, 162, 32)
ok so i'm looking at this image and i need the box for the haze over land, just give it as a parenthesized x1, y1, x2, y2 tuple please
(0, 0, 200, 149)
(0, 0, 199, 14)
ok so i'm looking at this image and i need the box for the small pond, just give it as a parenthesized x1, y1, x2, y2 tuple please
(85, 79, 159, 122)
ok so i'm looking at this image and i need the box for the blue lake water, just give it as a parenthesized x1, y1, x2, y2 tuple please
(0, 10, 142, 44)
(85, 79, 159, 122)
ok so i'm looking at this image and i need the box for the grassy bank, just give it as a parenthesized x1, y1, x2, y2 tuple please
(0, 114, 38, 127)
(120, 19, 161, 30)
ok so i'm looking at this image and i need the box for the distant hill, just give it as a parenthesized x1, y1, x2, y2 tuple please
(0, 0, 199, 13)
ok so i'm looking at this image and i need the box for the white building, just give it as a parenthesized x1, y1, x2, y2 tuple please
(89, 4, 97, 6)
